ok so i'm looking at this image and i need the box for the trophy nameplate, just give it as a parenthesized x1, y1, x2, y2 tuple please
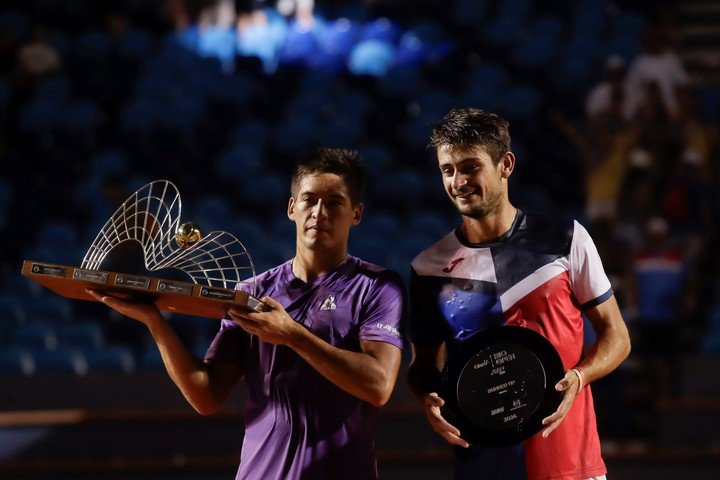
(22, 180, 265, 319)
(23, 261, 264, 319)
(441, 326, 564, 446)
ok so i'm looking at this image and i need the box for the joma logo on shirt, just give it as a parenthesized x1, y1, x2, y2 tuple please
(442, 257, 465, 273)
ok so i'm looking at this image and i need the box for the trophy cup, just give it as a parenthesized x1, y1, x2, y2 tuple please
(441, 326, 565, 446)
(22, 180, 265, 318)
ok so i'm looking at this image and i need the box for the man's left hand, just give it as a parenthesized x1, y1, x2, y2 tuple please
(540, 369, 582, 437)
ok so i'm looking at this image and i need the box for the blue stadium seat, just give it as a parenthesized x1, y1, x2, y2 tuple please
(58, 100, 99, 132)
(355, 212, 403, 241)
(279, 21, 319, 67)
(273, 116, 319, 154)
(232, 120, 271, 145)
(34, 78, 71, 102)
(35, 219, 79, 247)
(91, 151, 127, 177)
(612, 12, 648, 39)
(57, 323, 105, 350)
(139, 345, 163, 370)
(499, 84, 541, 120)
(377, 66, 424, 98)
(371, 169, 427, 208)
(270, 215, 296, 239)
(0, 348, 35, 376)
(485, 14, 525, 48)
(408, 212, 453, 238)
(119, 29, 155, 59)
(225, 218, 266, 249)
(19, 98, 63, 133)
(191, 196, 234, 232)
(348, 235, 388, 265)
(360, 18, 401, 44)
(513, 35, 560, 69)
(358, 143, 394, 176)
(12, 322, 58, 351)
(25, 295, 73, 323)
(315, 113, 363, 146)
(317, 17, 359, 57)
(468, 63, 510, 92)
(394, 32, 430, 68)
(0, 289, 27, 323)
(216, 143, 265, 181)
(84, 346, 136, 373)
(74, 30, 112, 58)
(0, 10, 28, 37)
(32, 348, 88, 375)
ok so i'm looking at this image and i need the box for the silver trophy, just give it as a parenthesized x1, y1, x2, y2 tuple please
(23, 180, 264, 317)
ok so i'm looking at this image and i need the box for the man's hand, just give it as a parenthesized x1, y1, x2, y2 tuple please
(86, 289, 164, 327)
(541, 369, 582, 437)
(227, 296, 302, 346)
(422, 392, 470, 448)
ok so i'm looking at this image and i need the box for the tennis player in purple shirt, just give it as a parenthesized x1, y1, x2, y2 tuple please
(89, 147, 405, 479)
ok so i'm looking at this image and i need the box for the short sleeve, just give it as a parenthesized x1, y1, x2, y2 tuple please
(205, 318, 248, 365)
(569, 221, 613, 309)
(357, 270, 406, 350)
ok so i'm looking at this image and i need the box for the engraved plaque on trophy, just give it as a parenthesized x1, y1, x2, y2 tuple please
(22, 180, 265, 318)
(441, 326, 564, 446)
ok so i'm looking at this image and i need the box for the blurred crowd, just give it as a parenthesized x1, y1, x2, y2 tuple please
(0, 0, 719, 446)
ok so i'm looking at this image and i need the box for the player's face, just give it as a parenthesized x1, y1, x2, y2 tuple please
(437, 145, 512, 219)
(288, 173, 362, 252)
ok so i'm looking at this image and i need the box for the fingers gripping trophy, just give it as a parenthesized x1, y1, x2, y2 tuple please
(23, 180, 265, 317)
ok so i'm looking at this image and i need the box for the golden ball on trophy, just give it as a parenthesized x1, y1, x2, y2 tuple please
(175, 222, 203, 248)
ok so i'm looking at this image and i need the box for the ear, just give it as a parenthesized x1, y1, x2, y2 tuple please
(287, 196, 296, 220)
(500, 152, 516, 179)
(352, 203, 364, 227)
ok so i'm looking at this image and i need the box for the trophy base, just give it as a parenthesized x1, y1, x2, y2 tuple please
(22, 260, 265, 319)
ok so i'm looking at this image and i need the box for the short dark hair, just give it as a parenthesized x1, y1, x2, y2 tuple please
(291, 147, 366, 205)
(429, 108, 511, 165)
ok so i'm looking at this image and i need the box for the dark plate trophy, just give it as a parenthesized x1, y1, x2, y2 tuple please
(22, 180, 265, 318)
(441, 326, 565, 446)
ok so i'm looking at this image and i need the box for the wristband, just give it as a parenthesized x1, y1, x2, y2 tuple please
(570, 367, 585, 393)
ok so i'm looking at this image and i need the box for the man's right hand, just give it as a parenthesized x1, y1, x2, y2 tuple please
(86, 289, 164, 328)
(423, 392, 470, 448)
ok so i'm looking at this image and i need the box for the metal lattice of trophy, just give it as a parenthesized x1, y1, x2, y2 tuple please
(22, 180, 265, 318)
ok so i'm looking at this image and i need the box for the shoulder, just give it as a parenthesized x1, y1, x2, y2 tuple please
(514, 211, 575, 254)
(350, 256, 403, 286)
(235, 260, 291, 292)
(411, 230, 460, 274)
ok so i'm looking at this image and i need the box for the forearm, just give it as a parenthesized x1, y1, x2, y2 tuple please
(406, 344, 445, 403)
(578, 297, 631, 385)
(577, 326, 630, 385)
(287, 329, 399, 407)
(146, 320, 223, 414)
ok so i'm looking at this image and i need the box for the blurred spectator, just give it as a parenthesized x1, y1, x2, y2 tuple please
(276, 0, 315, 28)
(624, 25, 689, 120)
(16, 24, 60, 81)
(629, 216, 694, 399)
(585, 55, 632, 121)
(660, 147, 714, 258)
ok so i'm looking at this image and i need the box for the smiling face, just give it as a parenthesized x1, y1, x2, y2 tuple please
(288, 172, 363, 254)
(437, 144, 514, 219)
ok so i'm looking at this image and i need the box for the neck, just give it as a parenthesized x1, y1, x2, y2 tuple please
(292, 246, 348, 282)
(461, 202, 517, 244)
